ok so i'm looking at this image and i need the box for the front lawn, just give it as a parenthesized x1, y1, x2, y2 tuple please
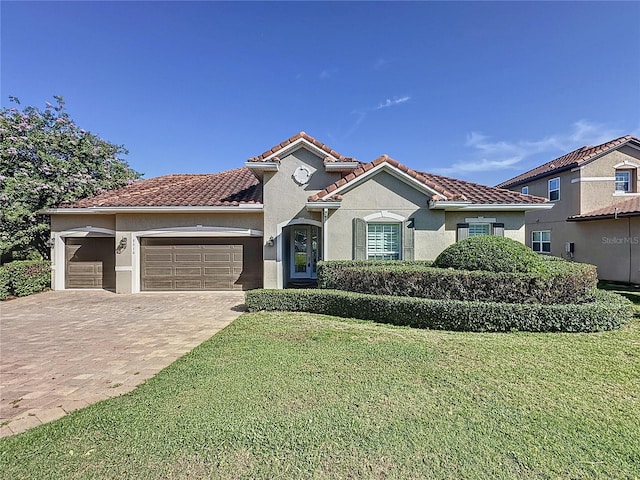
(1, 311, 639, 479)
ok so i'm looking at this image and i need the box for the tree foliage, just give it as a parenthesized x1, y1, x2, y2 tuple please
(0, 96, 141, 261)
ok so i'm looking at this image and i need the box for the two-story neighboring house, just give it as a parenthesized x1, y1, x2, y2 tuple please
(497, 135, 640, 284)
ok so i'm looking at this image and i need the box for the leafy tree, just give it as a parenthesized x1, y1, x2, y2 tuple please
(0, 96, 141, 262)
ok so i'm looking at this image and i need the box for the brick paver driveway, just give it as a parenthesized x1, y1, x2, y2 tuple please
(0, 290, 245, 437)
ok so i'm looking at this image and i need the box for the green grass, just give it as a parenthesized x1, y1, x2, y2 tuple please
(1, 311, 639, 479)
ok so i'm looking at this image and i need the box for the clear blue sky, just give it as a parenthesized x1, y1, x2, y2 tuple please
(2, 1, 639, 186)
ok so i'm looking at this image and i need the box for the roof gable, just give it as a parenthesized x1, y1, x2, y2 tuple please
(497, 135, 640, 188)
(247, 131, 354, 164)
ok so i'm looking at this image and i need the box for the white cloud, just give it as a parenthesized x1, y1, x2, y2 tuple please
(373, 57, 388, 70)
(434, 120, 627, 176)
(376, 96, 410, 110)
(319, 68, 337, 79)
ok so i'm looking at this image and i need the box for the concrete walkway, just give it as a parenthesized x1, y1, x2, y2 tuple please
(0, 290, 245, 438)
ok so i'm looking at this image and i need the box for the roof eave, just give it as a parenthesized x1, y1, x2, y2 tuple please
(305, 201, 342, 212)
(429, 202, 554, 211)
(43, 205, 264, 214)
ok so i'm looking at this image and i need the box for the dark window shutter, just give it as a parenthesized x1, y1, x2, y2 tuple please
(403, 220, 414, 260)
(353, 218, 366, 260)
(457, 223, 469, 241)
(492, 223, 505, 237)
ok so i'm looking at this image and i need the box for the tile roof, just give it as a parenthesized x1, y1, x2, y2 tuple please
(63, 167, 261, 208)
(496, 135, 639, 189)
(568, 197, 640, 221)
(247, 131, 354, 163)
(308, 155, 547, 205)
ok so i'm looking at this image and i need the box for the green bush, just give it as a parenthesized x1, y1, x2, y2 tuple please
(318, 259, 597, 304)
(0, 260, 51, 299)
(317, 260, 433, 289)
(433, 236, 545, 273)
(0, 266, 11, 300)
(245, 288, 632, 333)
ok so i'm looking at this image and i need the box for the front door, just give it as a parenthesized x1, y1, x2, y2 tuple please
(290, 225, 320, 280)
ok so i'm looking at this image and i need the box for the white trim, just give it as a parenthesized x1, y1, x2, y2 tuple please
(613, 192, 640, 197)
(44, 205, 263, 214)
(115, 266, 133, 272)
(363, 211, 407, 222)
(53, 227, 116, 291)
(613, 160, 640, 169)
(430, 202, 554, 211)
(571, 177, 615, 183)
(244, 161, 279, 172)
(322, 208, 329, 261)
(259, 137, 340, 163)
(137, 226, 263, 238)
(275, 218, 323, 289)
(465, 217, 496, 223)
(320, 162, 441, 200)
(306, 201, 342, 211)
(324, 162, 359, 171)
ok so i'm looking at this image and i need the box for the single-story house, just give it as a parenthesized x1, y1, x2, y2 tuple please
(46, 132, 551, 292)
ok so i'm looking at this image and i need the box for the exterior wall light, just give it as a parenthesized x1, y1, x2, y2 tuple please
(267, 236, 274, 247)
(116, 236, 128, 253)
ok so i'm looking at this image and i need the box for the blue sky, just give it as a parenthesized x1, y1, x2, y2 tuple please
(2, 1, 639, 186)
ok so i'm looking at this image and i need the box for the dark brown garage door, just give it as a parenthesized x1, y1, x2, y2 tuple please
(65, 237, 116, 290)
(140, 237, 262, 291)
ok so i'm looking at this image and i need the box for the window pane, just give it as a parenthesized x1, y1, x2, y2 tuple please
(521, 186, 528, 195)
(615, 171, 630, 192)
(367, 223, 400, 260)
(542, 231, 550, 242)
(532, 231, 541, 241)
(542, 243, 551, 253)
(469, 224, 490, 236)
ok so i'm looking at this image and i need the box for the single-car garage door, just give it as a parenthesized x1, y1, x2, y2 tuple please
(140, 237, 262, 291)
(65, 237, 116, 290)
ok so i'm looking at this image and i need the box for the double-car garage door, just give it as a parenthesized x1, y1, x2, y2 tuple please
(140, 237, 262, 291)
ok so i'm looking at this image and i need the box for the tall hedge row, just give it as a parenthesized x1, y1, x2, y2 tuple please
(0, 260, 51, 300)
(245, 288, 632, 333)
(317, 260, 598, 305)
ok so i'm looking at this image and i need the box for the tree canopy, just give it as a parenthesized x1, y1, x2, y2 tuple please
(0, 96, 141, 261)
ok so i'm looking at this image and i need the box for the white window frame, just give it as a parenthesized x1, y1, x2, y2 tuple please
(521, 186, 529, 195)
(548, 178, 560, 201)
(615, 170, 632, 193)
(532, 230, 551, 253)
(366, 222, 401, 260)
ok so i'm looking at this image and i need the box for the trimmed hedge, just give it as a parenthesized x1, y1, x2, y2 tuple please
(318, 259, 598, 305)
(245, 288, 632, 333)
(433, 236, 545, 273)
(317, 260, 433, 290)
(0, 260, 51, 300)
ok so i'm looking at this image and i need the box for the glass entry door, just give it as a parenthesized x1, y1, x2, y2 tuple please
(290, 225, 320, 279)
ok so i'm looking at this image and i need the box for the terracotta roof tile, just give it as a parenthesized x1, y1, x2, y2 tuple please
(568, 197, 640, 221)
(497, 135, 639, 188)
(62, 167, 261, 208)
(308, 155, 547, 205)
(248, 131, 350, 162)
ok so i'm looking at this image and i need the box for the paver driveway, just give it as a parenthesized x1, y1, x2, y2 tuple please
(0, 290, 245, 438)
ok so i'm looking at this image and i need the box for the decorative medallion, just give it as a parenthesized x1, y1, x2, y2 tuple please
(293, 166, 312, 185)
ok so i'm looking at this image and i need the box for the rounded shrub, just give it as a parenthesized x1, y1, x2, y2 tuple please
(433, 236, 544, 274)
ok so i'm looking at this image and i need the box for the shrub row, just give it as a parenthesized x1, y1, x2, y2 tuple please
(0, 260, 51, 300)
(317, 260, 433, 289)
(245, 288, 632, 333)
(317, 259, 598, 305)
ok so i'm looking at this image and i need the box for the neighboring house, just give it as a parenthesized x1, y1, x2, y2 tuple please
(46, 132, 550, 293)
(497, 135, 640, 284)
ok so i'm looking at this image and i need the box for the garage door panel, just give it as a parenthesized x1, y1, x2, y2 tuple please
(141, 237, 262, 291)
(175, 267, 203, 276)
(65, 238, 115, 290)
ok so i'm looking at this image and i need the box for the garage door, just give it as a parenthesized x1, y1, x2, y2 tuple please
(65, 237, 116, 290)
(140, 237, 262, 291)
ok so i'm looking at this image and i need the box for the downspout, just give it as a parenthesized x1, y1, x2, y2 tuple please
(629, 216, 632, 284)
(323, 208, 328, 261)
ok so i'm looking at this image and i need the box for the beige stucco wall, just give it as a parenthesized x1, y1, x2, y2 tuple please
(327, 171, 444, 260)
(578, 148, 640, 213)
(570, 218, 640, 283)
(261, 147, 342, 288)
